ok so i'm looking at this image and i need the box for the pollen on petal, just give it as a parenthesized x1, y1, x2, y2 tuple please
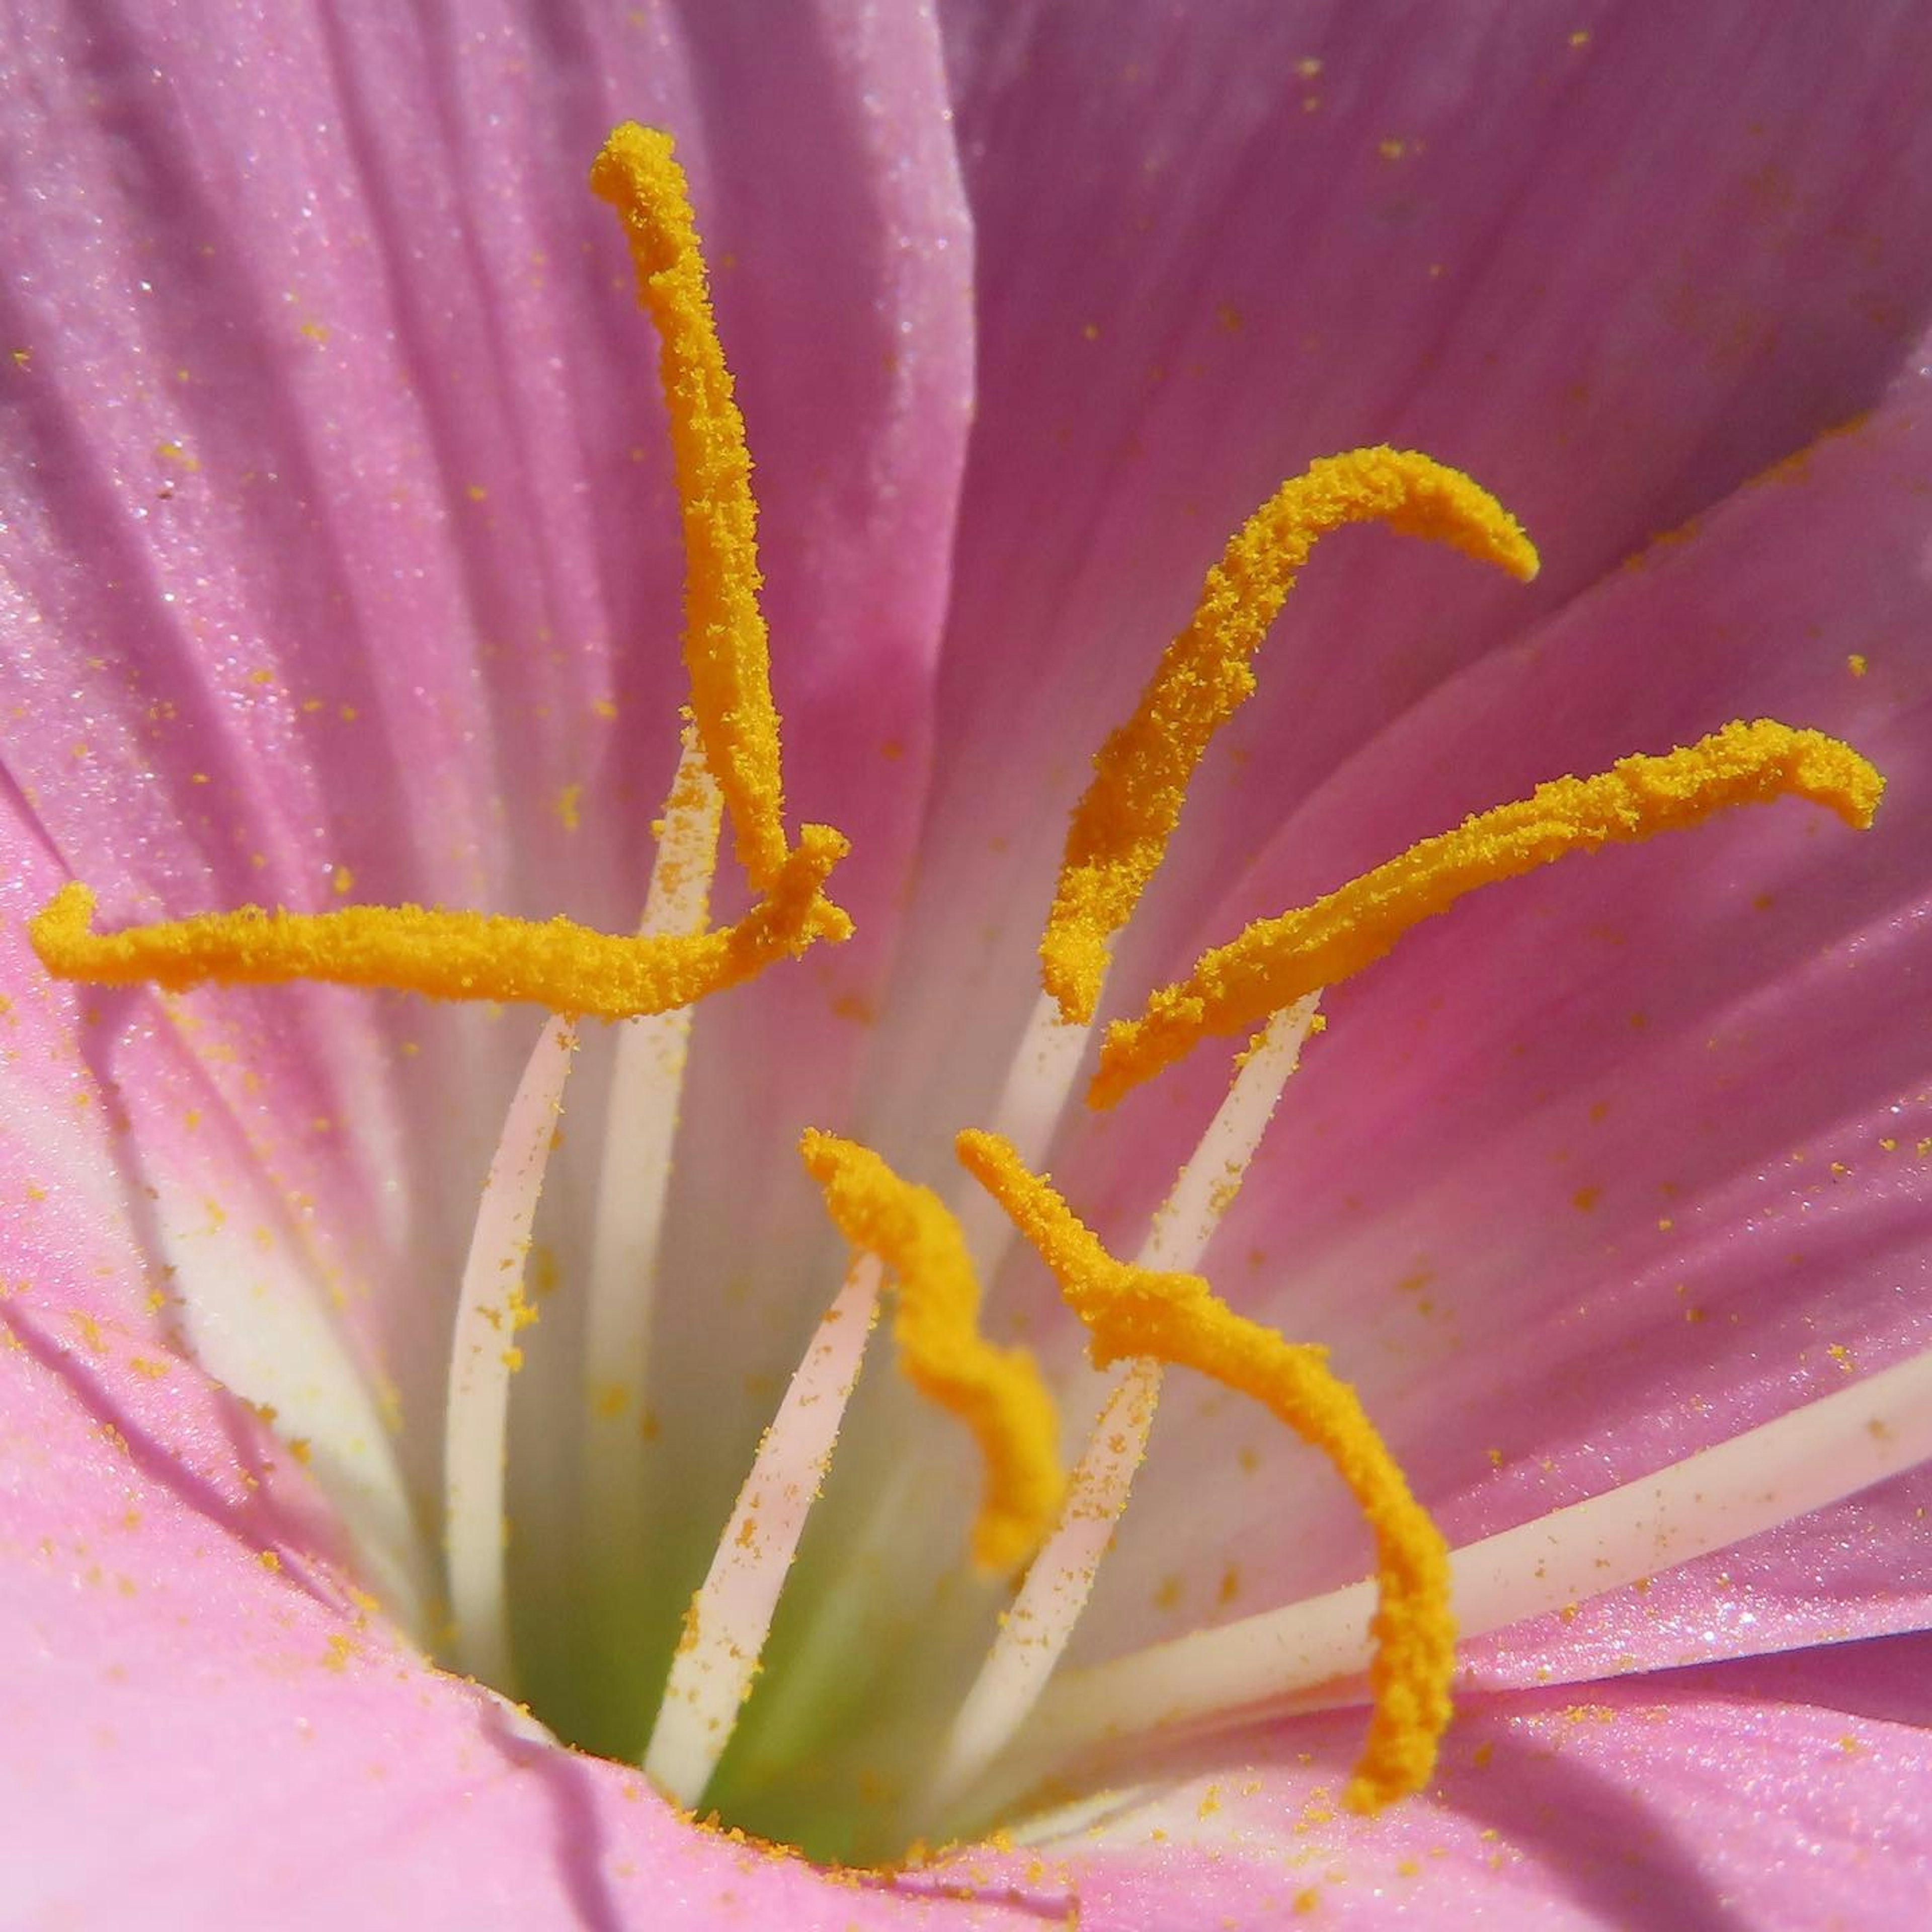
(800, 1130, 1064, 1573)
(1039, 447, 1539, 1025)
(590, 121, 794, 895)
(955, 1128, 1454, 1812)
(30, 829, 850, 1022)
(1091, 718, 1884, 1107)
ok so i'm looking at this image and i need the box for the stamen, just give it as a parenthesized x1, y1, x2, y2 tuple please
(1092, 719, 1884, 1107)
(1025, 1344, 1932, 1773)
(580, 728, 721, 1624)
(927, 997, 1320, 1821)
(800, 1131, 1065, 1574)
(1040, 448, 1539, 1026)
(28, 823, 849, 1020)
(590, 122, 800, 896)
(32, 122, 854, 1023)
(444, 1014, 577, 1689)
(643, 1255, 883, 1807)
(956, 1129, 1450, 1812)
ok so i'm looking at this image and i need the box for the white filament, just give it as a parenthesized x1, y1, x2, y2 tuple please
(1139, 996, 1322, 1274)
(952, 987, 1096, 1277)
(643, 1257, 883, 1805)
(581, 732, 721, 1527)
(1018, 1343, 1932, 1780)
(926, 996, 1321, 1815)
(443, 1013, 577, 1688)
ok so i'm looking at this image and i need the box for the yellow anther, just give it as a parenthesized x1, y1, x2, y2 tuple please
(1040, 448, 1539, 1025)
(1092, 718, 1884, 1108)
(955, 1128, 1450, 1812)
(32, 140, 854, 1028)
(591, 120, 823, 898)
(30, 824, 850, 1022)
(800, 1130, 1064, 1574)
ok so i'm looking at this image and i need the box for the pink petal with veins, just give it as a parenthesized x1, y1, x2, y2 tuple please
(989, 1636, 1932, 1931)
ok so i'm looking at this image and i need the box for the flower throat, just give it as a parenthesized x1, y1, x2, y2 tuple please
(29, 123, 1888, 1860)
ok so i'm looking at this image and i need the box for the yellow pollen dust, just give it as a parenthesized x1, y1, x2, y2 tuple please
(955, 1128, 1452, 1813)
(1040, 447, 1539, 1025)
(30, 825, 848, 1023)
(800, 1130, 1064, 1574)
(591, 121, 808, 898)
(1092, 718, 1884, 1108)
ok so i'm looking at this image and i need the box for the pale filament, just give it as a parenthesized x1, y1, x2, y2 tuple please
(448, 735, 723, 1692)
(1004, 1343, 1932, 1800)
(581, 732, 722, 1538)
(643, 1256, 884, 1805)
(952, 987, 1098, 1280)
(444, 1013, 577, 1688)
(927, 995, 1321, 1817)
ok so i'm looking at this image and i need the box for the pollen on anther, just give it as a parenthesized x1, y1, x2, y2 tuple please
(589, 122, 795, 895)
(1091, 719, 1884, 1107)
(1039, 447, 1539, 1026)
(802, 1131, 1064, 1573)
(956, 1129, 1454, 1811)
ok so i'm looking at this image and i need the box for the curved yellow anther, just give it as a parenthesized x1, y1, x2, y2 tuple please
(955, 1128, 1450, 1812)
(30, 824, 850, 1022)
(1092, 718, 1884, 1108)
(591, 120, 813, 897)
(1040, 448, 1539, 1025)
(800, 1130, 1064, 1574)
(32, 136, 857, 1028)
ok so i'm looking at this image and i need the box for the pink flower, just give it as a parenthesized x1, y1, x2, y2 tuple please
(4, 4, 1930, 1926)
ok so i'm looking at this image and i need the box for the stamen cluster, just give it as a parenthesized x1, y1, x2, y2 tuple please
(25, 119, 1889, 1858)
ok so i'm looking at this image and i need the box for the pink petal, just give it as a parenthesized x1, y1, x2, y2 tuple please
(1, 0, 967, 924)
(973, 1636, 1932, 1929)
(0, 779, 428, 1616)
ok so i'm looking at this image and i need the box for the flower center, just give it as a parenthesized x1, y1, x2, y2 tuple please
(28, 121, 1911, 1869)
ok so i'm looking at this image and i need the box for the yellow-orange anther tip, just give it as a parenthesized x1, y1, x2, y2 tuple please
(1792, 732, 1884, 829)
(28, 881, 96, 964)
(592, 114, 797, 898)
(1038, 931, 1106, 1030)
(954, 1128, 1017, 1190)
(589, 121, 677, 205)
(1367, 446, 1539, 583)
